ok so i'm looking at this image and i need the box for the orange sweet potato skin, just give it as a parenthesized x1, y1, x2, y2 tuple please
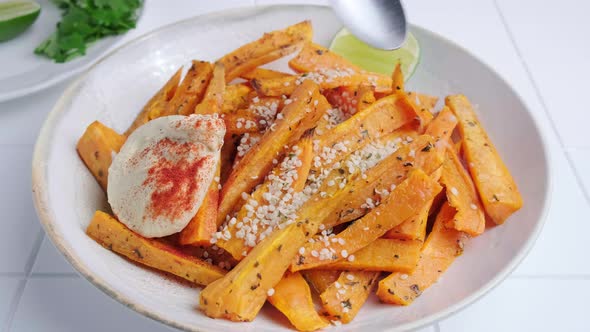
(291, 169, 442, 271)
(385, 199, 433, 241)
(218, 21, 312, 82)
(77, 121, 126, 191)
(217, 80, 323, 225)
(268, 272, 329, 331)
(302, 269, 341, 294)
(446, 94, 523, 224)
(320, 239, 422, 273)
(125, 68, 182, 136)
(320, 271, 379, 323)
(377, 203, 467, 305)
(440, 148, 486, 236)
(166, 60, 213, 116)
(86, 211, 225, 286)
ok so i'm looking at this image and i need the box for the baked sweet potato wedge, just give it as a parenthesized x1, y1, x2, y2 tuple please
(218, 21, 312, 82)
(77, 121, 126, 191)
(289, 42, 392, 93)
(291, 169, 442, 271)
(199, 223, 307, 321)
(87, 211, 225, 286)
(440, 148, 486, 236)
(319, 271, 379, 324)
(222, 84, 252, 113)
(194, 62, 225, 115)
(125, 68, 182, 136)
(268, 272, 329, 331)
(446, 94, 523, 224)
(240, 67, 292, 80)
(320, 239, 422, 273)
(385, 199, 433, 241)
(302, 269, 341, 294)
(377, 202, 467, 305)
(166, 60, 213, 116)
(217, 80, 323, 225)
(217, 135, 313, 260)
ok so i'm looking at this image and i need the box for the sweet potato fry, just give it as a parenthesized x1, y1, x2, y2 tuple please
(424, 106, 457, 145)
(392, 62, 404, 92)
(291, 169, 442, 271)
(321, 135, 444, 228)
(446, 94, 523, 224)
(220, 133, 239, 185)
(268, 272, 329, 331)
(87, 211, 225, 286)
(179, 164, 221, 245)
(217, 80, 323, 225)
(240, 67, 292, 80)
(412, 92, 439, 113)
(125, 68, 182, 135)
(440, 148, 485, 235)
(385, 199, 433, 241)
(319, 271, 379, 323)
(232, 132, 264, 168)
(251, 73, 365, 97)
(165, 60, 213, 116)
(377, 202, 467, 305)
(312, 92, 418, 173)
(199, 223, 307, 321)
(222, 84, 252, 113)
(194, 62, 225, 115)
(77, 121, 126, 191)
(289, 42, 392, 93)
(218, 21, 312, 82)
(302, 269, 341, 294)
(217, 135, 313, 260)
(320, 239, 422, 273)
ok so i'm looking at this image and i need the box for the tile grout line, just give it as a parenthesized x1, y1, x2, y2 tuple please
(2, 230, 45, 332)
(492, 0, 590, 207)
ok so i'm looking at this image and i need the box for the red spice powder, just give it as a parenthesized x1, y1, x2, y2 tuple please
(142, 138, 210, 222)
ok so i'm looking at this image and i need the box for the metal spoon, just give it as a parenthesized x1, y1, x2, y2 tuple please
(330, 0, 407, 50)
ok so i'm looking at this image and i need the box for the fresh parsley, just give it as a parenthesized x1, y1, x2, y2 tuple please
(35, 0, 142, 63)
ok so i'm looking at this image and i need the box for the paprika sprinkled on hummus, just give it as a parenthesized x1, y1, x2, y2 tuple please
(108, 114, 225, 238)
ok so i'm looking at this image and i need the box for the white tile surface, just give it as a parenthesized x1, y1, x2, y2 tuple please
(31, 237, 76, 275)
(0, 278, 22, 330)
(10, 278, 177, 332)
(0, 146, 42, 273)
(496, 0, 590, 148)
(439, 278, 590, 331)
(568, 149, 590, 199)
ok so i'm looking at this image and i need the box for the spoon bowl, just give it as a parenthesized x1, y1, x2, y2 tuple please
(330, 0, 407, 50)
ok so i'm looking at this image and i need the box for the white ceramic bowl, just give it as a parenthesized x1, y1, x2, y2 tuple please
(32, 5, 550, 332)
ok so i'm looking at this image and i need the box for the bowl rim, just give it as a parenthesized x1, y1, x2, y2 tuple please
(31, 4, 553, 331)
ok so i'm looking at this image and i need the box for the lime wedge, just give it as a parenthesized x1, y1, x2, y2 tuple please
(0, 0, 41, 42)
(329, 28, 420, 81)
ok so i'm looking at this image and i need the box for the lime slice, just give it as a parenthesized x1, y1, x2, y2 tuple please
(330, 28, 420, 81)
(0, 0, 41, 42)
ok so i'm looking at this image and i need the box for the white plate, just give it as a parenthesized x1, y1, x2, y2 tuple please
(0, 0, 139, 102)
(32, 5, 551, 332)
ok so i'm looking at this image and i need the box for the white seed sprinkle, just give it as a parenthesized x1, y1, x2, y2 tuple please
(400, 274, 409, 280)
(341, 250, 348, 258)
(311, 250, 319, 257)
(450, 187, 459, 196)
(298, 247, 305, 255)
(346, 274, 355, 281)
(347, 255, 355, 262)
(470, 203, 478, 210)
(267, 288, 275, 296)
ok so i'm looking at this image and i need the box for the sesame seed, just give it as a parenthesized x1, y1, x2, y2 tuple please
(267, 288, 275, 296)
(346, 274, 354, 281)
(450, 187, 459, 195)
(400, 274, 408, 280)
(335, 282, 341, 289)
(298, 247, 305, 255)
(311, 250, 319, 257)
(338, 289, 346, 295)
(470, 203, 478, 210)
(347, 255, 355, 262)
(341, 250, 348, 258)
